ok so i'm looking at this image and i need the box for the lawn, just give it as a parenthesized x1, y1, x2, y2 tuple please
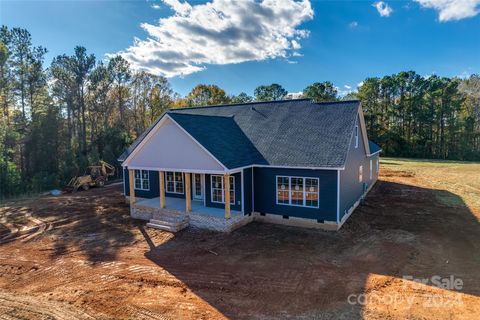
(381, 157, 480, 210)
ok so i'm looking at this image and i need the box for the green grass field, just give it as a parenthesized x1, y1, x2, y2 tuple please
(381, 157, 480, 211)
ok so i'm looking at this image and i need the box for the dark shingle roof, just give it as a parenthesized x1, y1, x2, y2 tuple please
(368, 140, 382, 155)
(119, 99, 362, 169)
(168, 113, 267, 168)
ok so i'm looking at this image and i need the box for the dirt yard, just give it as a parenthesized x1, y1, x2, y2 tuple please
(1, 159, 479, 319)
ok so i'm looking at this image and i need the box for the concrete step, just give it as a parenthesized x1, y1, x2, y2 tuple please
(149, 219, 187, 227)
(151, 215, 188, 223)
(146, 221, 188, 232)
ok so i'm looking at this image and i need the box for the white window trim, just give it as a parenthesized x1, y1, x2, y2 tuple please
(370, 160, 373, 180)
(376, 159, 379, 173)
(210, 175, 235, 204)
(165, 171, 184, 194)
(354, 124, 359, 148)
(192, 173, 204, 200)
(359, 166, 363, 183)
(275, 175, 320, 209)
(134, 170, 150, 191)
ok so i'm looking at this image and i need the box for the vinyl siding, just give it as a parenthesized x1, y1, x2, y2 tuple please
(339, 114, 379, 219)
(253, 167, 337, 222)
(204, 172, 242, 211)
(123, 168, 159, 199)
(243, 167, 253, 215)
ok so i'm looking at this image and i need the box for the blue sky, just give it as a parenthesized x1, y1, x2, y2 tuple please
(2, 0, 479, 96)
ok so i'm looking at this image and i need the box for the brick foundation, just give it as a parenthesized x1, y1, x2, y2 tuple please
(189, 213, 253, 233)
(131, 202, 253, 233)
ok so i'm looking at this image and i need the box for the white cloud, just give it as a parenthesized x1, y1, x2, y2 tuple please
(151, 3, 161, 10)
(349, 21, 359, 28)
(344, 85, 352, 89)
(357, 81, 364, 88)
(285, 91, 304, 99)
(116, 0, 314, 77)
(163, 0, 192, 15)
(456, 69, 473, 78)
(373, 1, 393, 17)
(415, 0, 480, 21)
(291, 40, 301, 50)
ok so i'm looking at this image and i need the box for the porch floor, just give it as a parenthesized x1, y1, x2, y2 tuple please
(136, 197, 242, 218)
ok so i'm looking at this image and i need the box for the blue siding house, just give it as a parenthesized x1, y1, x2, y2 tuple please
(119, 99, 381, 232)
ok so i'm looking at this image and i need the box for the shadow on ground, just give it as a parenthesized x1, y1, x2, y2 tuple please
(0, 185, 137, 262)
(144, 180, 480, 319)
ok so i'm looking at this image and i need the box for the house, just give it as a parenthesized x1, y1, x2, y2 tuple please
(118, 99, 381, 232)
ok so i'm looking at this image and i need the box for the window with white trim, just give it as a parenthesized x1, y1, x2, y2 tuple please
(276, 176, 319, 208)
(370, 159, 373, 180)
(359, 166, 363, 182)
(211, 175, 235, 204)
(134, 170, 150, 191)
(166, 171, 184, 194)
(355, 124, 359, 148)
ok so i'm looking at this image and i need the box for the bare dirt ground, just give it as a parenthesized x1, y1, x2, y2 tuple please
(0, 159, 479, 319)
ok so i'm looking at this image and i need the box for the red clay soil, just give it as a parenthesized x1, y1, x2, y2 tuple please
(0, 171, 479, 319)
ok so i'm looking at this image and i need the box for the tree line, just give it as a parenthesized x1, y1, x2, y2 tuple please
(1, 26, 479, 199)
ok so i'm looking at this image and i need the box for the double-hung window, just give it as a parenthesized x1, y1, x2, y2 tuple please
(134, 170, 150, 191)
(211, 175, 235, 204)
(166, 171, 184, 194)
(276, 176, 319, 208)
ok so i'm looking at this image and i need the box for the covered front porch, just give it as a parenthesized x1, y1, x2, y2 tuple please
(126, 170, 239, 219)
(130, 193, 251, 233)
(136, 196, 242, 218)
(121, 114, 251, 231)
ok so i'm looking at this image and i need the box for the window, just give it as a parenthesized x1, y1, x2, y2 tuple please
(370, 160, 373, 180)
(211, 175, 235, 204)
(166, 171, 184, 194)
(134, 170, 150, 191)
(277, 176, 289, 205)
(291, 177, 304, 206)
(359, 166, 363, 182)
(355, 124, 359, 148)
(305, 178, 319, 208)
(276, 176, 319, 208)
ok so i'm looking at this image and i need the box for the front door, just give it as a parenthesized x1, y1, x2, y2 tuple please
(193, 173, 204, 201)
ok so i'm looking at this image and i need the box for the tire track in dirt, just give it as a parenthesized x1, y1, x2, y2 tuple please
(0, 289, 95, 320)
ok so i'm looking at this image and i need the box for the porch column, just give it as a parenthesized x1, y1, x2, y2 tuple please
(185, 173, 192, 213)
(159, 171, 165, 209)
(128, 169, 135, 205)
(224, 174, 231, 219)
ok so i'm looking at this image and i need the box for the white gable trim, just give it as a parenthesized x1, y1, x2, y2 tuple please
(358, 105, 371, 155)
(343, 103, 372, 162)
(126, 166, 225, 174)
(122, 114, 228, 171)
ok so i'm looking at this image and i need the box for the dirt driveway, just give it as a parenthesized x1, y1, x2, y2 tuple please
(0, 161, 479, 319)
